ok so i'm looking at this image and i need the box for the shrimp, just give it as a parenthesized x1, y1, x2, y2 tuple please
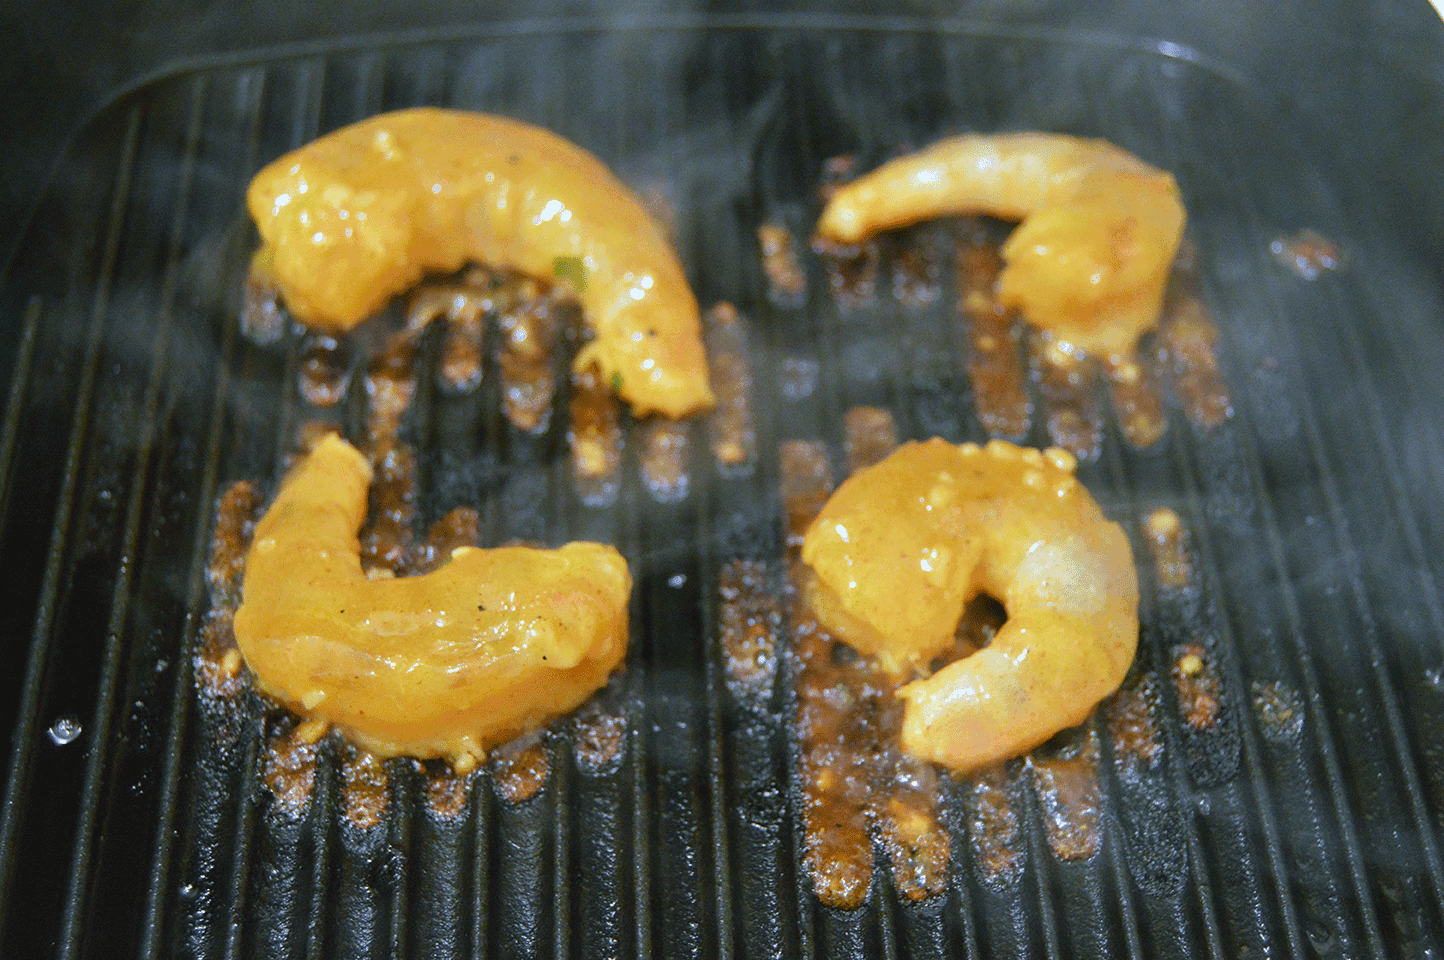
(800, 438, 1138, 771)
(247, 108, 715, 418)
(233, 433, 631, 767)
(815, 133, 1185, 357)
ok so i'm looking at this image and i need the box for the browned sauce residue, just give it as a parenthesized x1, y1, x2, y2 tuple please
(962, 765, 1023, 881)
(1028, 730, 1102, 861)
(1031, 333, 1103, 462)
(406, 267, 496, 393)
(816, 237, 879, 312)
(1252, 680, 1305, 743)
(572, 707, 628, 773)
(263, 724, 320, 815)
(207, 481, 259, 605)
(640, 419, 690, 503)
(872, 697, 951, 901)
(758, 223, 807, 305)
(1105, 674, 1165, 771)
(297, 334, 350, 407)
(704, 303, 756, 470)
(441, 311, 485, 393)
(1143, 507, 1193, 590)
(568, 364, 623, 506)
(816, 156, 879, 311)
(197, 482, 259, 702)
(793, 620, 878, 910)
(426, 765, 474, 820)
(342, 745, 391, 829)
(240, 264, 287, 345)
(957, 242, 1031, 440)
(412, 508, 480, 574)
(718, 559, 780, 703)
(780, 441, 835, 553)
(1159, 294, 1232, 430)
(492, 739, 551, 804)
(785, 433, 951, 905)
(359, 445, 417, 575)
(1173, 642, 1221, 731)
(195, 611, 247, 700)
(782, 440, 872, 908)
(1104, 352, 1168, 448)
(407, 268, 493, 322)
(498, 281, 562, 433)
(1271, 228, 1344, 280)
(888, 226, 945, 307)
(366, 335, 419, 444)
(843, 406, 898, 475)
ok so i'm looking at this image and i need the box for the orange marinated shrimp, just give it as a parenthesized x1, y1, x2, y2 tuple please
(247, 107, 715, 418)
(233, 434, 631, 767)
(815, 133, 1185, 356)
(801, 438, 1138, 771)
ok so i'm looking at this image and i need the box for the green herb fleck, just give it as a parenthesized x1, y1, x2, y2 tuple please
(610, 370, 624, 393)
(552, 255, 587, 292)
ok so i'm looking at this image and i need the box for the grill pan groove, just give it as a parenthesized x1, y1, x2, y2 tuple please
(1120, 84, 1310, 960)
(1182, 83, 1444, 952)
(0, 103, 144, 949)
(59, 79, 211, 960)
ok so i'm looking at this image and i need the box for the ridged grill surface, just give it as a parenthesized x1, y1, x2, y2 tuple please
(1, 21, 1443, 960)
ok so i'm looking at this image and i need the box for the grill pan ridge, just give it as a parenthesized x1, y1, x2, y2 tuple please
(1, 22, 1443, 960)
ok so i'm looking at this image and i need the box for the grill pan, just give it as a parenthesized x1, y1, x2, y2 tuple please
(3, 15, 1444, 960)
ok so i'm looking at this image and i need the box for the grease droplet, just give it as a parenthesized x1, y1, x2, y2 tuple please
(49, 715, 83, 745)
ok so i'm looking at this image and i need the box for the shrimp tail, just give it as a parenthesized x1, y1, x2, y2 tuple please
(896, 603, 1136, 770)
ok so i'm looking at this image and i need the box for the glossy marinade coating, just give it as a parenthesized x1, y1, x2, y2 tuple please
(233, 434, 631, 767)
(801, 438, 1139, 771)
(247, 108, 715, 417)
(815, 133, 1184, 357)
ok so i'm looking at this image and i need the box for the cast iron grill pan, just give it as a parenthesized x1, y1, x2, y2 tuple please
(2, 21, 1444, 960)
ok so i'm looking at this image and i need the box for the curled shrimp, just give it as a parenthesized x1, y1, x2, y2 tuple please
(801, 438, 1138, 771)
(247, 108, 715, 418)
(233, 434, 631, 767)
(815, 133, 1185, 356)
